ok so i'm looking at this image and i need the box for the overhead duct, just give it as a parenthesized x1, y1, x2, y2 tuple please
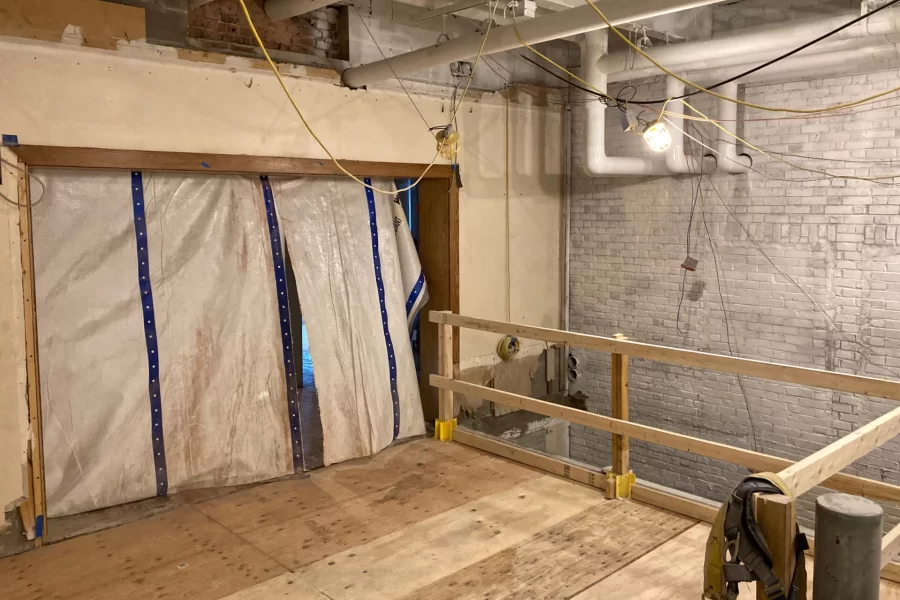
(582, 31, 669, 176)
(602, 8, 900, 82)
(341, 0, 727, 89)
(265, 0, 334, 20)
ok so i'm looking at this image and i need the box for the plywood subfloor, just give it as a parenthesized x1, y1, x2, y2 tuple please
(4, 437, 899, 599)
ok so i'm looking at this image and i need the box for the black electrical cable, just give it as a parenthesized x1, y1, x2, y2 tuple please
(517, 55, 614, 105)
(518, 1, 900, 109)
(632, 0, 900, 104)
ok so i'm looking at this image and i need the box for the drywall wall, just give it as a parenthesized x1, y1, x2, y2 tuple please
(567, 71, 900, 527)
(0, 34, 563, 496)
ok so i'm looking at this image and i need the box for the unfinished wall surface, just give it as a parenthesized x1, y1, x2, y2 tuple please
(567, 71, 900, 525)
(0, 33, 563, 483)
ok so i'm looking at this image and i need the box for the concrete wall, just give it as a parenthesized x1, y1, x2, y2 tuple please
(0, 32, 563, 514)
(567, 71, 900, 526)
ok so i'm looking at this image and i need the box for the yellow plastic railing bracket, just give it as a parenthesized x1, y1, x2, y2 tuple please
(606, 471, 636, 499)
(434, 418, 457, 442)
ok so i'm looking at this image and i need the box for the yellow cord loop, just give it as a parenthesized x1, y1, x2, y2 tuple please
(581, 0, 900, 115)
(235, 0, 499, 194)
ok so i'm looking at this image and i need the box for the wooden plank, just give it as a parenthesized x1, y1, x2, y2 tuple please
(884, 523, 900, 569)
(417, 179, 454, 421)
(571, 523, 710, 600)
(17, 165, 45, 545)
(14, 146, 455, 179)
(779, 404, 900, 496)
(754, 494, 800, 600)
(432, 375, 900, 503)
(429, 312, 900, 402)
(437, 313, 455, 422)
(454, 428, 606, 490)
(0, 506, 287, 600)
(229, 452, 539, 570)
(611, 352, 629, 476)
(295, 475, 605, 600)
(631, 484, 719, 524)
(401, 499, 695, 600)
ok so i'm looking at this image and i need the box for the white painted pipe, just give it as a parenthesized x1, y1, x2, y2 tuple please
(607, 36, 892, 83)
(599, 9, 900, 80)
(715, 82, 751, 174)
(265, 0, 333, 20)
(341, 0, 726, 88)
(582, 31, 669, 177)
(666, 76, 717, 174)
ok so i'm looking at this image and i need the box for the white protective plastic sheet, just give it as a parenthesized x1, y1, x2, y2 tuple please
(143, 174, 293, 492)
(33, 170, 156, 517)
(273, 178, 425, 465)
(391, 198, 428, 331)
(33, 170, 293, 517)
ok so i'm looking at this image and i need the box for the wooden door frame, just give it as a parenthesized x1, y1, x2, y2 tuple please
(10, 144, 460, 545)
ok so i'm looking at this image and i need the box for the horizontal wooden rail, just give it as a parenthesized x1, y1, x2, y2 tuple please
(431, 375, 900, 503)
(778, 405, 900, 496)
(430, 312, 900, 402)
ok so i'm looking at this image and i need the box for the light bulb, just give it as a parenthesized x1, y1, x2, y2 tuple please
(642, 121, 671, 153)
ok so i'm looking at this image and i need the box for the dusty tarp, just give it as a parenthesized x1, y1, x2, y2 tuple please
(33, 170, 157, 517)
(33, 170, 292, 517)
(143, 174, 293, 492)
(271, 178, 425, 465)
(391, 197, 428, 331)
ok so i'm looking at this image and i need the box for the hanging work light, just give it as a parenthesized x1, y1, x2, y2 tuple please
(642, 120, 672, 152)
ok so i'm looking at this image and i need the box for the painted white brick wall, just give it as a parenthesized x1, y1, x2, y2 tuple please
(568, 71, 900, 527)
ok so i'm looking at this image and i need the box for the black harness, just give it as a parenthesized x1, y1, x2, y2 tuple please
(721, 476, 809, 600)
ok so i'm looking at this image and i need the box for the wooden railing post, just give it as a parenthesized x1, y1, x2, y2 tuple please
(435, 311, 456, 441)
(607, 334, 634, 499)
(755, 494, 801, 600)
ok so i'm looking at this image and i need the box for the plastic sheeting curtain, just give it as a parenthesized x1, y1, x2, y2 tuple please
(271, 177, 425, 466)
(32, 170, 425, 517)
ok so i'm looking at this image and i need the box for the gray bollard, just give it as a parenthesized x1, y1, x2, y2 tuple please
(813, 493, 883, 600)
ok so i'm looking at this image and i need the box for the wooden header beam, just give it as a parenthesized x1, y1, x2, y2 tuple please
(431, 375, 900, 503)
(13, 146, 455, 179)
(429, 312, 900, 402)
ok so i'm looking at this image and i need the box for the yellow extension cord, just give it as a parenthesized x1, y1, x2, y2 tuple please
(235, 0, 499, 194)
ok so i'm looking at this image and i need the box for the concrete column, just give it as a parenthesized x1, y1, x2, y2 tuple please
(813, 493, 882, 600)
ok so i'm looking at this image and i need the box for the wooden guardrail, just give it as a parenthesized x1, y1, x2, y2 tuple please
(428, 310, 900, 589)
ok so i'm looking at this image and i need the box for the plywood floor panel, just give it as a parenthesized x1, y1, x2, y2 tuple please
(403, 499, 696, 600)
(195, 438, 480, 536)
(0, 506, 286, 600)
(574, 523, 900, 600)
(294, 475, 605, 600)
(240, 453, 538, 570)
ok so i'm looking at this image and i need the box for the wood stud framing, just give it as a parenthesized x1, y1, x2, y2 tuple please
(430, 310, 900, 590)
(17, 164, 46, 545)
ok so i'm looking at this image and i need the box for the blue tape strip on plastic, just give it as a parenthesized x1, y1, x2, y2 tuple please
(1, 134, 19, 147)
(35, 515, 44, 538)
(260, 176, 303, 472)
(405, 272, 426, 317)
(365, 179, 401, 439)
(131, 171, 168, 496)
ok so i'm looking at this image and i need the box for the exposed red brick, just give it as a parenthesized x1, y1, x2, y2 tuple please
(187, 0, 344, 61)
